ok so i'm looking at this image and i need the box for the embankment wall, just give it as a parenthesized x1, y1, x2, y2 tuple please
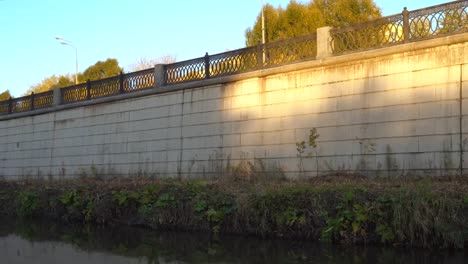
(2, 34, 468, 179)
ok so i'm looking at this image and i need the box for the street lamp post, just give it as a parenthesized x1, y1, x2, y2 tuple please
(55, 36, 78, 85)
(261, 0, 265, 46)
(261, 0, 266, 64)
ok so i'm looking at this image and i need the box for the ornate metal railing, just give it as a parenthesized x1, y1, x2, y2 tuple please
(89, 76, 120, 99)
(0, 90, 54, 115)
(264, 33, 318, 66)
(59, 69, 155, 105)
(10, 96, 31, 113)
(409, 0, 468, 41)
(0, 1, 466, 116)
(165, 57, 206, 84)
(209, 46, 259, 78)
(123, 68, 155, 92)
(331, 14, 405, 54)
(0, 100, 8, 115)
(33, 90, 54, 110)
(165, 32, 317, 84)
(331, 0, 468, 54)
(61, 83, 88, 104)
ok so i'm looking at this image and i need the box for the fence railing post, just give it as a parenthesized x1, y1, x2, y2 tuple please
(8, 97, 12, 114)
(256, 44, 264, 69)
(53, 88, 62, 106)
(403, 7, 410, 42)
(119, 72, 125, 94)
(86, 79, 91, 100)
(154, 64, 166, 88)
(30, 92, 35, 111)
(317, 26, 333, 59)
(204, 52, 210, 79)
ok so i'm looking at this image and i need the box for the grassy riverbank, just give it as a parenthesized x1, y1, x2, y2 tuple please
(0, 175, 467, 249)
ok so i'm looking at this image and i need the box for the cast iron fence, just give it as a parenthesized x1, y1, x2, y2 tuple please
(60, 68, 155, 105)
(0, 90, 54, 115)
(165, 32, 317, 84)
(331, 0, 468, 54)
(0, 1, 466, 116)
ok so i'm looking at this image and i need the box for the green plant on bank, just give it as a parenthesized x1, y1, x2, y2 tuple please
(137, 184, 161, 217)
(319, 189, 395, 244)
(16, 191, 39, 218)
(321, 189, 370, 243)
(112, 191, 131, 206)
(1, 178, 467, 249)
(139, 184, 160, 205)
(59, 190, 96, 222)
(192, 188, 237, 234)
(278, 207, 306, 227)
(60, 190, 81, 208)
(247, 186, 323, 238)
(296, 128, 320, 173)
(388, 186, 467, 248)
(372, 196, 395, 243)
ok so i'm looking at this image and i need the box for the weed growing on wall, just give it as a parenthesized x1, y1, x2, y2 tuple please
(296, 128, 320, 174)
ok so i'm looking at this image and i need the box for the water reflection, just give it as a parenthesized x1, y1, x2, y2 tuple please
(0, 218, 465, 264)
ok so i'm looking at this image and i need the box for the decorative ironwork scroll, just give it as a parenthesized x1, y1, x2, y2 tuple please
(331, 14, 405, 54)
(209, 46, 259, 78)
(409, 0, 468, 41)
(89, 76, 120, 99)
(331, 0, 468, 54)
(33, 90, 54, 110)
(124, 68, 155, 92)
(264, 33, 317, 66)
(165, 57, 206, 84)
(61, 83, 88, 104)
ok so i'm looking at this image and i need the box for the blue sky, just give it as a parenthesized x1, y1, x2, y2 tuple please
(0, 0, 449, 97)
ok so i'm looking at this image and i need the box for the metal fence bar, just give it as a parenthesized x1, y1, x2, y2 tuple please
(30, 92, 35, 111)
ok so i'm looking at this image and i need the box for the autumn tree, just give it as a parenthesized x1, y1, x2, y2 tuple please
(79, 58, 123, 82)
(27, 58, 123, 95)
(26, 74, 74, 95)
(0, 90, 12, 101)
(129, 54, 177, 72)
(245, 0, 381, 46)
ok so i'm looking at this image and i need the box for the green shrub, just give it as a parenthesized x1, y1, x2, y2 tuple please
(16, 191, 39, 218)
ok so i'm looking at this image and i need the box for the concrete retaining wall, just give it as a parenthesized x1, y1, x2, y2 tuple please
(1, 34, 468, 179)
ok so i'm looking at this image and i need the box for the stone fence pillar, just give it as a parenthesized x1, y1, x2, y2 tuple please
(53, 88, 62, 106)
(154, 64, 166, 88)
(316, 26, 333, 59)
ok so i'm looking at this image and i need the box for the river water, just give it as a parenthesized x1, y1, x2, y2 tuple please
(0, 219, 465, 264)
